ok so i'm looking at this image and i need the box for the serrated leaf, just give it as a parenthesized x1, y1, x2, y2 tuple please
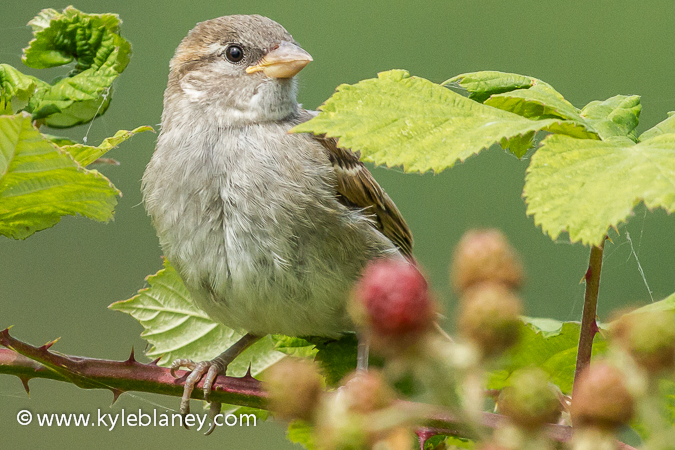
(0, 64, 48, 115)
(109, 258, 286, 377)
(293, 70, 595, 173)
(15, 7, 132, 128)
(580, 95, 641, 141)
(524, 133, 675, 246)
(443, 71, 534, 103)
(639, 113, 675, 142)
(0, 113, 119, 239)
(488, 318, 607, 394)
(61, 126, 153, 166)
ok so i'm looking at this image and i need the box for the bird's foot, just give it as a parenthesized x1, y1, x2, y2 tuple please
(169, 333, 263, 434)
(170, 358, 225, 430)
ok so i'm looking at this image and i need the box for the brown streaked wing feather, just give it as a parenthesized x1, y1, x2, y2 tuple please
(298, 111, 413, 257)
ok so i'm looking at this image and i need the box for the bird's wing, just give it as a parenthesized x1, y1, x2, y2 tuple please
(298, 110, 414, 257)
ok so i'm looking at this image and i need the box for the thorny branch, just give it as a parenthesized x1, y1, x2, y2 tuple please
(0, 328, 636, 449)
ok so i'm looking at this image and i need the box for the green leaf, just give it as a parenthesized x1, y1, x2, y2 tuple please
(287, 420, 316, 450)
(424, 434, 475, 450)
(0, 65, 48, 115)
(443, 71, 535, 103)
(0, 113, 119, 239)
(17, 7, 132, 128)
(488, 318, 607, 394)
(23, 6, 130, 73)
(524, 133, 675, 246)
(448, 71, 645, 143)
(580, 95, 641, 141)
(306, 334, 358, 386)
(639, 113, 675, 142)
(109, 258, 286, 377)
(485, 82, 584, 122)
(293, 70, 595, 173)
(61, 126, 153, 166)
(272, 335, 318, 359)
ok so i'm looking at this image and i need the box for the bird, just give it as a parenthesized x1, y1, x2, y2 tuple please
(141, 14, 413, 432)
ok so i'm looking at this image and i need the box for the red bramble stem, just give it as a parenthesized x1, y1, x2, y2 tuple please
(0, 328, 636, 449)
(574, 240, 606, 394)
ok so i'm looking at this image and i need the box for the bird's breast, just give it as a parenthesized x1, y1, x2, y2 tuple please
(143, 121, 364, 336)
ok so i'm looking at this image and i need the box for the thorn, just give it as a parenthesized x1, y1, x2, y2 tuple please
(415, 428, 438, 450)
(111, 389, 124, 405)
(581, 266, 592, 284)
(590, 319, 600, 336)
(605, 234, 614, 244)
(125, 347, 136, 364)
(1, 326, 13, 339)
(148, 356, 162, 366)
(19, 377, 30, 395)
(39, 338, 60, 351)
(243, 364, 254, 380)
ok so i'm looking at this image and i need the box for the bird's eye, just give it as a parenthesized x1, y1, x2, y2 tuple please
(225, 45, 244, 63)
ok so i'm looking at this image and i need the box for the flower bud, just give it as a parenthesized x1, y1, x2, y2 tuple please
(611, 310, 675, 373)
(497, 368, 561, 430)
(571, 363, 634, 430)
(451, 229, 524, 294)
(458, 283, 522, 357)
(350, 259, 435, 352)
(265, 358, 323, 421)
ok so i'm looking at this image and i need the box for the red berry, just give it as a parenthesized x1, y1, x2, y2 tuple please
(351, 259, 434, 339)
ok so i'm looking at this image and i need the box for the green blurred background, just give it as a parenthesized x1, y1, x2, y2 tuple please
(2, 1, 675, 448)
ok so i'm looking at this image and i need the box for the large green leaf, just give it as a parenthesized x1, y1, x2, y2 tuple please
(3, 7, 133, 128)
(524, 132, 675, 246)
(61, 126, 153, 166)
(109, 258, 287, 378)
(293, 70, 595, 173)
(0, 113, 119, 239)
(488, 317, 607, 394)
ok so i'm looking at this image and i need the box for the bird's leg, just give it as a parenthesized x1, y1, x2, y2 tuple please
(356, 333, 370, 372)
(170, 333, 262, 432)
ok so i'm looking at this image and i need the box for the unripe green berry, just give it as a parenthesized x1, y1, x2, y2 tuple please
(265, 358, 323, 421)
(571, 363, 634, 430)
(459, 283, 522, 357)
(451, 229, 524, 294)
(497, 368, 561, 430)
(611, 310, 675, 373)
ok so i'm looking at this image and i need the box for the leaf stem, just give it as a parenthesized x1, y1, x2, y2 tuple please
(573, 240, 605, 393)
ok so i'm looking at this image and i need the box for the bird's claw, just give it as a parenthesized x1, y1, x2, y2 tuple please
(170, 358, 225, 425)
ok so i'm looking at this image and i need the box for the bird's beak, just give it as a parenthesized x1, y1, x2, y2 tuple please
(246, 41, 313, 79)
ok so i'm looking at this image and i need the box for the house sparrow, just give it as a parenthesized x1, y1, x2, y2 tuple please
(142, 14, 413, 431)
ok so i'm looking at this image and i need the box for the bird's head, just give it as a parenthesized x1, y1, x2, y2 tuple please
(166, 15, 312, 126)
